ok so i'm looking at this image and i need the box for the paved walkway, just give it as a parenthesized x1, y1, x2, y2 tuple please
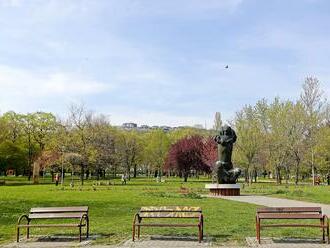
(214, 194, 330, 216)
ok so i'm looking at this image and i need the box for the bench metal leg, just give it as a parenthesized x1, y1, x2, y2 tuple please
(198, 224, 202, 243)
(256, 216, 260, 244)
(322, 218, 325, 242)
(132, 214, 138, 241)
(79, 226, 82, 242)
(27, 220, 30, 239)
(327, 220, 330, 244)
(201, 214, 204, 241)
(17, 227, 20, 242)
(86, 216, 89, 239)
(137, 217, 141, 239)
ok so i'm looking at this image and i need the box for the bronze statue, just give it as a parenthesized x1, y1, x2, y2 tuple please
(213, 125, 241, 184)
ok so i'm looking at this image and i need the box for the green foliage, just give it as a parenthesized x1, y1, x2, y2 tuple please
(0, 141, 27, 174)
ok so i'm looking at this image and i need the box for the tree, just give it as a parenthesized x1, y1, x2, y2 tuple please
(300, 77, 326, 185)
(267, 99, 299, 184)
(67, 103, 92, 185)
(201, 136, 217, 171)
(143, 129, 170, 178)
(20, 114, 39, 180)
(286, 101, 307, 185)
(0, 141, 27, 175)
(234, 105, 263, 183)
(30, 112, 58, 183)
(88, 115, 115, 180)
(314, 126, 330, 179)
(165, 135, 210, 182)
(115, 130, 142, 180)
(2, 111, 22, 143)
(213, 112, 222, 131)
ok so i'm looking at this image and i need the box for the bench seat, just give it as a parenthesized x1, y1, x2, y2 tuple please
(132, 206, 203, 242)
(17, 206, 89, 242)
(256, 207, 329, 244)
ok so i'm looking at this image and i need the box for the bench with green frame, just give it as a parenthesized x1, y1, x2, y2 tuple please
(132, 206, 204, 242)
(17, 206, 89, 242)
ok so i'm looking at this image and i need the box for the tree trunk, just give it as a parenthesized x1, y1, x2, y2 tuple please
(253, 169, 257, 183)
(245, 168, 249, 183)
(183, 172, 188, 182)
(295, 161, 300, 185)
(133, 164, 137, 178)
(81, 166, 84, 185)
(276, 166, 282, 184)
(285, 166, 290, 184)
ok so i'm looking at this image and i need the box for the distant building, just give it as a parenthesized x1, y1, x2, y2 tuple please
(160, 126, 172, 132)
(122, 123, 137, 129)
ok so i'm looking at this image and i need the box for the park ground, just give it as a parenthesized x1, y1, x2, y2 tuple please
(0, 176, 330, 246)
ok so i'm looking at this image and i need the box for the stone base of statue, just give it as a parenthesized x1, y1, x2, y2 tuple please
(205, 184, 240, 196)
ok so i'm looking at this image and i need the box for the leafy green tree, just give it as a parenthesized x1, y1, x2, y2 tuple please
(115, 130, 142, 179)
(234, 105, 263, 183)
(0, 141, 27, 175)
(314, 126, 330, 180)
(143, 129, 170, 178)
(300, 77, 326, 185)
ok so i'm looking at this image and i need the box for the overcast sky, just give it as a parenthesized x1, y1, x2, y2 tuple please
(0, 0, 329, 127)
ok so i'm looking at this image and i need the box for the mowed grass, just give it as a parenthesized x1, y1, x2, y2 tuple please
(0, 177, 326, 245)
(241, 181, 330, 204)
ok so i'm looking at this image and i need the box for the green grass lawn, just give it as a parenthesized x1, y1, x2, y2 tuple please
(241, 180, 330, 204)
(0, 177, 327, 245)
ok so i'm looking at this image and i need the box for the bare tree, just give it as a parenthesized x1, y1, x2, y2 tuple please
(213, 112, 222, 132)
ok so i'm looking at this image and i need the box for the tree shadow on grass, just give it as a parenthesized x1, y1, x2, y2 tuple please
(32, 233, 114, 242)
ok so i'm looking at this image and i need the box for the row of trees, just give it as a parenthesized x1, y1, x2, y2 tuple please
(0, 105, 209, 184)
(233, 77, 329, 184)
(0, 77, 328, 184)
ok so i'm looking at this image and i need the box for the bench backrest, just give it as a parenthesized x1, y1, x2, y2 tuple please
(29, 206, 88, 219)
(257, 207, 322, 214)
(140, 206, 202, 213)
(139, 206, 202, 218)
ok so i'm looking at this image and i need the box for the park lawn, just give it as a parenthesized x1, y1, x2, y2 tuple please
(0, 177, 325, 246)
(241, 181, 330, 204)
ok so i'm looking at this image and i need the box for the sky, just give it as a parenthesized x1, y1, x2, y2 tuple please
(0, 0, 329, 127)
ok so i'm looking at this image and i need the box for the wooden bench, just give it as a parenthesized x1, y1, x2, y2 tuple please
(17, 206, 89, 242)
(132, 206, 203, 242)
(256, 207, 329, 244)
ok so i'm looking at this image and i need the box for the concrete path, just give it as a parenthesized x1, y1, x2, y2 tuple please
(213, 195, 330, 216)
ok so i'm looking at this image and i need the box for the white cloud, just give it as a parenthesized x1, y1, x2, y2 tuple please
(0, 0, 21, 7)
(0, 65, 111, 112)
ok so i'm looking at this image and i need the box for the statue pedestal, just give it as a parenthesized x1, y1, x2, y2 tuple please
(205, 184, 240, 196)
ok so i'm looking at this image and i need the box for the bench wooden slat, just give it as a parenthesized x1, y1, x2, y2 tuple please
(262, 224, 326, 228)
(30, 206, 88, 213)
(133, 206, 203, 243)
(135, 223, 199, 227)
(257, 207, 321, 213)
(28, 213, 84, 219)
(18, 224, 82, 227)
(140, 206, 202, 212)
(258, 213, 322, 219)
(138, 212, 201, 218)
